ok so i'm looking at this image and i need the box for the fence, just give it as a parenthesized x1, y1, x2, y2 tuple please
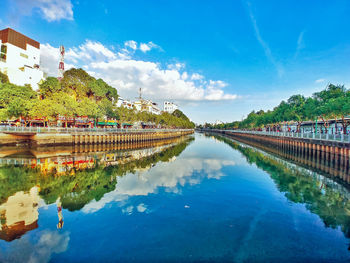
(216, 129, 350, 143)
(0, 126, 193, 134)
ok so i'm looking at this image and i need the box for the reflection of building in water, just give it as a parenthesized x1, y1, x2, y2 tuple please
(0, 186, 40, 241)
(0, 137, 189, 176)
(57, 199, 64, 229)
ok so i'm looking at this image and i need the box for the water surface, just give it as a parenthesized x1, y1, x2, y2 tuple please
(0, 133, 350, 262)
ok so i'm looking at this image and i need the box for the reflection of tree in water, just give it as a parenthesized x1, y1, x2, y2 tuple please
(0, 137, 194, 212)
(211, 134, 350, 239)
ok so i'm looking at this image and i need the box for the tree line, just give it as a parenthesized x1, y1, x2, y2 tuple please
(204, 84, 350, 133)
(0, 68, 194, 128)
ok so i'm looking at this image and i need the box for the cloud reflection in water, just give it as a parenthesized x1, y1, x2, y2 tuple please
(82, 157, 236, 214)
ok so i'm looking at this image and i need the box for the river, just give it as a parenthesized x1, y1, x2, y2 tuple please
(0, 133, 349, 262)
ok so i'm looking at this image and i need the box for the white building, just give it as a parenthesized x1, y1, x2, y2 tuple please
(0, 28, 44, 90)
(214, 120, 223, 125)
(116, 97, 134, 109)
(163, 101, 178, 114)
(134, 99, 161, 115)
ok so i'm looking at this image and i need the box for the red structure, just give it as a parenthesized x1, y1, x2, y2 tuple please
(58, 45, 65, 80)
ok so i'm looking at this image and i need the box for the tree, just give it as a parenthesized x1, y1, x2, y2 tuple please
(7, 98, 32, 120)
(324, 96, 350, 134)
(0, 108, 8, 121)
(0, 72, 9, 84)
(212, 83, 349, 132)
(77, 98, 102, 120)
(0, 83, 37, 109)
(30, 99, 64, 126)
(39, 77, 61, 98)
(60, 68, 94, 99)
(98, 98, 119, 119)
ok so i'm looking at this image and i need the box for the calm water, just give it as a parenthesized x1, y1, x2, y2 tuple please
(0, 133, 350, 262)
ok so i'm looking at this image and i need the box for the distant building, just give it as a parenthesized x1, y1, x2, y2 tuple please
(163, 101, 178, 114)
(134, 99, 161, 115)
(0, 186, 40, 241)
(116, 97, 134, 109)
(0, 28, 44, 89)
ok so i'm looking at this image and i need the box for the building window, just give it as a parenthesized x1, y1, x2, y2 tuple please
(1, 45, 7, 54)
(20, 53, 28, 59)
(0, 45, 7, 62)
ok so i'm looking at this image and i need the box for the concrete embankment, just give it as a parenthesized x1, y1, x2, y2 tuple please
(202, 129, 350, 182)
(0, 129, 194, 147)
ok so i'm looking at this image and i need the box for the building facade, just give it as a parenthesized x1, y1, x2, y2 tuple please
(163, 101, 178, 114)
(0, 28, 44, 90)
(134, 99, 161, 115)
(116, 97, 134, 109)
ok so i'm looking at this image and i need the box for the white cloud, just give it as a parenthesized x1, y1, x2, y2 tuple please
(315, 78, 326, 83)
(82, 156, 237, 214)
(67, 40, 116, 61)
(205, 80, 238, 100)
(191, 73, 204, 81)
(246, 1, 284, 77)
(12, 0, 74, 22)
(0, 230, 70, 263)
(137, 203, 148, 213)
(139, 41, 161, 53)
(40, 40, 238, 102)
(122, 206, 134, 215)
(124, 40, 137, 50)
(294, 31, 305, 59)
(167, 63, 185, 70)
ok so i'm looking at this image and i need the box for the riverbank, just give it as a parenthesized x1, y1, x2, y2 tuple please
(0, 128, 194, 147)
(201, 129, 350, 185)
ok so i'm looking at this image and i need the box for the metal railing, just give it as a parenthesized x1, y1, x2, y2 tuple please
(210, 129, 350, 143)
(0, 126, 193, 134)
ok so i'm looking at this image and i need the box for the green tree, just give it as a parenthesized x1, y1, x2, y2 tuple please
(0, 72, 9, 84)
(39, 77, 61, 98)
(77, 98, 102, 120)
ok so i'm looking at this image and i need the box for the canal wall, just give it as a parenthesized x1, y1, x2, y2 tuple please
(204, 129, 350, 182)
(0, 129, 194, 147)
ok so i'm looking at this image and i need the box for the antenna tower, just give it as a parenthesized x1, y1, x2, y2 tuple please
(58, 45, 65, 80)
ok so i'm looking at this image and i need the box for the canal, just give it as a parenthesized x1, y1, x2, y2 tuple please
(0, 133, 350, 262)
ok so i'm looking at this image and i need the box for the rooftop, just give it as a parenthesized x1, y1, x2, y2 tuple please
(0, 28, 40, 50)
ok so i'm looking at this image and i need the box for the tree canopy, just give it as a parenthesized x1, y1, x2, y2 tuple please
(207, 84, 350, 133)
(0, 69, 194, 128)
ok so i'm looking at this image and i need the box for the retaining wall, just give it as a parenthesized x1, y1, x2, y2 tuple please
(209, 130, 350, 181)
(0, 130, 194, 147)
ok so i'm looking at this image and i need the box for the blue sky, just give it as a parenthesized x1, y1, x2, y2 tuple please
(1, 0, 350, 123)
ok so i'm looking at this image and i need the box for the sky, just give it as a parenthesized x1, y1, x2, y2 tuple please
(1, 0, 350, 124)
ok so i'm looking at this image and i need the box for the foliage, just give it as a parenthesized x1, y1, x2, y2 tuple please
(0, 137, 194, 210)
(207, 84, 350, 133)
(0, 68, 193, 128)
(39, 77, 61, 98)
(116, 107, 195, 128)
(0, 72, 9, 84)
(0, 82, 38, 120)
